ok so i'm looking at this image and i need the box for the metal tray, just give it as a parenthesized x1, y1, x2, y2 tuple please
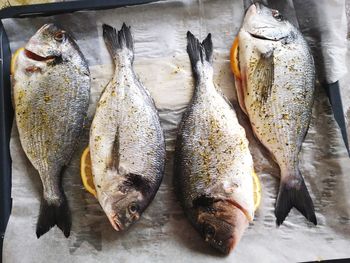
(0, 0, 159, 258)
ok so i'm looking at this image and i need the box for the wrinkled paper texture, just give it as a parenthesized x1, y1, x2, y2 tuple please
(3, 0, 350, 262)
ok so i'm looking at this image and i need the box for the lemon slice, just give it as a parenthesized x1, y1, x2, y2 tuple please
(230, 36, 241, 80)
(253, 171, 262, 211)
(80, 147, 97, 197)
(11, 47, 24, 75)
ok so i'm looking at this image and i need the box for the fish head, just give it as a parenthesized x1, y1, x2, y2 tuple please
(193, 199, 249, 254)
(104, 191, 144, 231)
(100, 175, 153, 231)
(24, 24, 76, 62)
(243, 3, 295, 42)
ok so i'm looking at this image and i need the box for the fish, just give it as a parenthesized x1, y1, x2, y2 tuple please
(234, 3, 316, 225)
(89, 24, 166, 231)
(174, 31, 255, 254)
(13, 24, 90, 237)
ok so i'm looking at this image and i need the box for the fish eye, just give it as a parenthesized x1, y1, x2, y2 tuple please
(54, 31, 65, 42)
(203, 224, 216, 239)
(272, 10, 283, 21)
(128, 202, 139, 214)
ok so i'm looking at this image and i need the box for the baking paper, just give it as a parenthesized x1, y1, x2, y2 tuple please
(2, 0, 350, 262)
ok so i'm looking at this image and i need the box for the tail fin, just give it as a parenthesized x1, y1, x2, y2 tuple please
(36, 195, 71, 238)
(186, 31, 213, 82)
(102, 23, 134, 59)
(275, 173, 317, 225)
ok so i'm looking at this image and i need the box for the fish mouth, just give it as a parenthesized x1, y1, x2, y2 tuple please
(225, 199, 252, 221)
(246, 3, 284, 42)
(107, 214, 123, 231)
(248, 32, 283, 42)
(24, 49, 57, 62)
(219, 202, 250, 254)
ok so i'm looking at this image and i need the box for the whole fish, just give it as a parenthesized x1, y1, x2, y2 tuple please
(13, 24, 90, 237)
(235, 3, 316, 225)
(175, 32, 255, 254)
(89, 24, 165, 231)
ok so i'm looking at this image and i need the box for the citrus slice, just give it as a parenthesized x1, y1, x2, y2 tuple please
(253, 171, 262, 211)
(80, 147, 97, 197)
(11, 47, 24, 75)
(230, 36, 241, 80)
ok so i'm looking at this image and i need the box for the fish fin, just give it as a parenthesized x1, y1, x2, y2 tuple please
(275, 172, 316, 225)
(186, 31, 213, 82)
(220, 92, 234, 109)
(234, 75, 248, 115)
(103, 23, 134, 58)
(36, 195, 71, 238)
(252, 52, 274, 103)
(201, 33, 213, 63)
(108, 127, 120, 170)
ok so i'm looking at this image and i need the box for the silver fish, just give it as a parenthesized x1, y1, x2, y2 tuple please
(175, 32, 255, 254)
(13, 24, 90, 237)
(235, 3, 316, 225)
(89, 24, 165, 231)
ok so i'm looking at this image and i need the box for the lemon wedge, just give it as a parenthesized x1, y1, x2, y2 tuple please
(80, 147, 97, 197)
(253, 171, 262, 211)
(230, 36, 241, 80)
(11, 47, 24, 75)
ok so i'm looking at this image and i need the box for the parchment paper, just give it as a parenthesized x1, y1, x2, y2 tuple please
(3, 1, 350, 262)
(342, 0, 350, 156)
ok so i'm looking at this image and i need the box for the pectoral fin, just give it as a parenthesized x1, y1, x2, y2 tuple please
(252, 52, 274, 103)
(108, 127, 120, 170)
(234, 76, 248, 115)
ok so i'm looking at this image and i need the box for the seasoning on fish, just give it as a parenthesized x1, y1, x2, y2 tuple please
(174, 31, 255, 254)
(233, 3, 316, 225)
(13, 24, 90, 238)
(89, 24, 165, 231)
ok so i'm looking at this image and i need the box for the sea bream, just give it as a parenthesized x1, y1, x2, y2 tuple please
(89, 24, 165, 231)
(174, 32, 255, 254)
(13, 24, 90, 237)
(234, 3, 316, 225)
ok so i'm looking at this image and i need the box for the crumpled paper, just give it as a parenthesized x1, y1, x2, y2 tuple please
(2, 0, 350, 262)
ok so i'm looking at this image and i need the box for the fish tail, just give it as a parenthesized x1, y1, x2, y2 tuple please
(186, 31, 213, 82)
(36, 193, 71, 238)
(102, 23, 134, 59)
(275, 170, 317, 225)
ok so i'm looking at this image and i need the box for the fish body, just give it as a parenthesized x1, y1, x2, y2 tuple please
(175, 32, 255, 254)
(235, 3, 316, 225)
(13, 24, 90, 237)
(89, 24, 165, 231)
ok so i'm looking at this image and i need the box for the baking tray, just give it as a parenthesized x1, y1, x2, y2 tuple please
(0, 1, 349, 262)
(0, 0, 160, 259)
